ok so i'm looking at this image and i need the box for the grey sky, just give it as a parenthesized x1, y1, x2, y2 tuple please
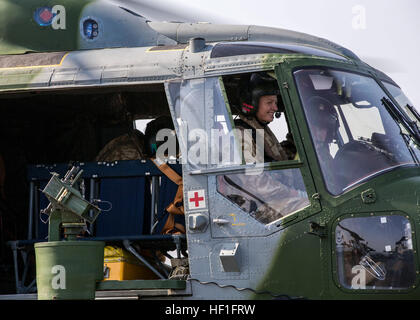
(124, 0, 420, 108)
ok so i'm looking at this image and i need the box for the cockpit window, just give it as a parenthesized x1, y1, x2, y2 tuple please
(382, 82, 420, 161)
(213, 72, 311, 224)
(294, 68, 419, 195)
(335, 215, 416, 290)
(382, 82, 419, 125)
(218, 168, 309, 224)
(383, 82, 413, 107)
(167, 74, 311, 225)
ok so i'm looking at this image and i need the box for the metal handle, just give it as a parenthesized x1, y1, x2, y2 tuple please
(213, 218, 230, 225)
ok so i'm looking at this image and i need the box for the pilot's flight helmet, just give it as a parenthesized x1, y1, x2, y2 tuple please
(307, 96, 340, 143)
(240, 72, 282, 116)
(144, 116, 178, 158)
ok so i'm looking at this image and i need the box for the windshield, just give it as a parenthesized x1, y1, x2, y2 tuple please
(383, 82, 414, 109)
(383, 81, 420, 125)
(294, 68, 418, 195)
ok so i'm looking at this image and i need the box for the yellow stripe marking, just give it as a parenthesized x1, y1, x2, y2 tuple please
(0, 52, 69, 71)
(146, 46, 188, 53)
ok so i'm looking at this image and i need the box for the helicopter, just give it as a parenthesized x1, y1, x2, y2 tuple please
(0, 0, 419, 300)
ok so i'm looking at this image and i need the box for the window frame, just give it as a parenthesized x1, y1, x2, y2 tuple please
(293, 67, 418, 196)
(280, 57, 419, 207)
(212, 71, 322, 228)
(331, 211, 419, 294)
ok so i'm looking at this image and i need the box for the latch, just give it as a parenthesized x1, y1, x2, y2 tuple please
(305, 221, 327, 239)
(361, 188, 376, 204)
(213, 218, 230, 225)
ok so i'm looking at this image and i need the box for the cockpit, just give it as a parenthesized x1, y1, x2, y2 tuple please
(294, 68, 420, 195)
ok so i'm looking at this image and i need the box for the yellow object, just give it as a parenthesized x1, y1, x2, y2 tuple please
(103, 246, 158, 281)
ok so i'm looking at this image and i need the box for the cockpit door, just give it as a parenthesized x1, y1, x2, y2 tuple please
(166, 74, 321, 239)
(164, 75, 324, 291)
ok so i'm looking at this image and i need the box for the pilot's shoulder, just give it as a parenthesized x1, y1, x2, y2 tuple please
(234, 117, 255, 130)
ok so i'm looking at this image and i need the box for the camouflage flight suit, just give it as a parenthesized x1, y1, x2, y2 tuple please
(95, 130, 145, 161)
(218, 114, 309, 224)
(234, 114, 288, 162)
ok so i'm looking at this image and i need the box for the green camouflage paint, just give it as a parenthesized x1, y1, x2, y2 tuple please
(0, 0, 94, 55)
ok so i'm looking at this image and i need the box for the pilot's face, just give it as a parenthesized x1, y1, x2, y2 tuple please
(256, 95, 278, 123)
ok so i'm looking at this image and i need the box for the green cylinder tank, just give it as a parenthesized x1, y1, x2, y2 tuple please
(35, 241, 105, 300)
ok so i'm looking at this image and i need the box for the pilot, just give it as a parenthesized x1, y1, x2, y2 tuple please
(307, 97, 338, 155)
(235, 72, 297, 162)
(218, 72, 308, 224)
(306, 96, 340, 192)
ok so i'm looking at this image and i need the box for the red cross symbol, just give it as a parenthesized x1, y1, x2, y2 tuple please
(189, 192, 204, 207)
